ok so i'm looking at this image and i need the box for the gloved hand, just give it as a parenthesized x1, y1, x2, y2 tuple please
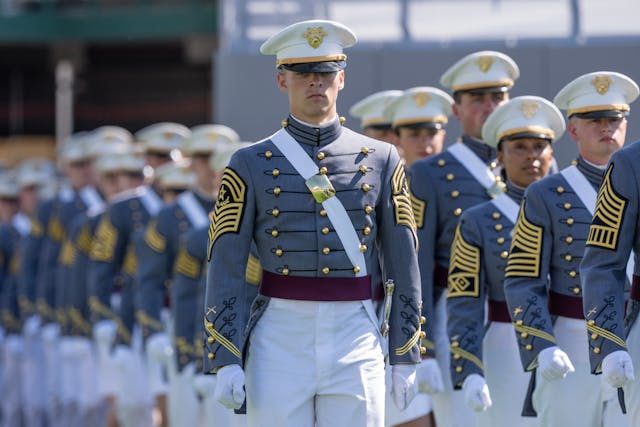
(391, 364, 418, 411)
(416, 358, 444, 394)
(146, 332, 173, 363)
(537, 346, 575, 381)
(23, 315, 41, 338)
(462, 374, 492, 412)
(93, 320, 116, 345)
(41, 323, 60, 344)
(193, 374, 217, 399)
(602, 350, 635, 388)
(214, 364, 246, 410)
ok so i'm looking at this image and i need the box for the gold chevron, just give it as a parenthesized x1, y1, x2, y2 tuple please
(506, 201, 542, 277)
(91, 216, 117, 262)
(392, 162, 418, 249)
(587, 164, 627, 250)
(448, 225, 480, 297)
(245, 253, 262, 285)
(76, 224, 92, 255)
(48, 215, 64, 242)
(208, 168, 247, 260)
(409, 177, 426, 230)
(176, 245, 201, 279)
(144, 220, 166, 253)
(122, 245, 137, 276)
(30, 217, 43, 237)
(59, 240, 76, 266)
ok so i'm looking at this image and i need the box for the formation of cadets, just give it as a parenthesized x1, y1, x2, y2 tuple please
(2, 18, 640, 427)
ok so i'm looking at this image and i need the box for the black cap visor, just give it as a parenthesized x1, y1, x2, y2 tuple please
(279, 60, 346, 73)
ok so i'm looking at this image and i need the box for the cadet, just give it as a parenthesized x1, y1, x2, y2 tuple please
(88, 122, 189, 427)
(447, 96, 562, 426)
(581, 127, 640, 426)
(204, 19, 422, 427)
(408, 50, 519, 427)
(503, 71, 638, 426)
(349, 90, 403, 145)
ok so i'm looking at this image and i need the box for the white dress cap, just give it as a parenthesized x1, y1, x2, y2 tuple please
(154, 159, 196, 190)
(385, 87, 454, 129)
(440, 51, 519, 94)
(349, 90, 403, 129)
(15, 158, 57, 188)
(481, 96, 566, 148)
(135, 122, 191, 154)
(184, 124, 240, 156)
(553, 71, 639, 118)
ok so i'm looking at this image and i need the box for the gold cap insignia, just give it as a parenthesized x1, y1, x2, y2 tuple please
(303, 27, 328, 49)
(520, 101, 540, 119)
(476, 56, 494, 73)
(413, 92, 431, 108)
(207, 133, 219, 141)
(592, 75, 613, 95)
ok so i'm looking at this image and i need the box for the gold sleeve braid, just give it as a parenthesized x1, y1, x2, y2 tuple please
(587, 164, 627, 250)
(204, 317, 242, 359)
(245, 253, 262, 285)
(505, 201, 542, 278)
(208, 167, 247, 261)
(76, 224, 92, 255)
(391, 162, 418, 250)
(91, 216, 117, 262)
(48, 215, 64, 242)
(30, 217, 43, 237)
(59, 240, 76, 266)
(450, 344, 484, 370)
(448, 225, 480, 298)
(176, 245, 201, 279)
(122, 245, 138, 276)
(407, 176, 426, 229)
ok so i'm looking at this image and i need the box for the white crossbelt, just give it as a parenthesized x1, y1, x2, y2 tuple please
(139, 185, 163, 216)
(490, 193, 520, 224)
(270, 128, 367, 277)
(12, 212, 31, 236)
(561, 165, 634, 283)
(79, 186, 105, 214)
(447, 142, 497, 190)
(177, 191, 210, 229)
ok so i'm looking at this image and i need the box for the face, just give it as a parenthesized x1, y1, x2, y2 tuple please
(19, 185, 39, 216)
(0, 198, 19, 223)
(191, 155, 216, 194)
(117, 171, 144, 192)
(568, 116, 627, 165)
(453, 91, 509, 139)
(98, 172, 121, 201)
(498, 137, 553, 188)
(396, 127, 447, 167)
(145, 152, 172, 169)
(277, 69, 345, 125)
(363, 127, 398, 146)
(65, 160, 94, 189)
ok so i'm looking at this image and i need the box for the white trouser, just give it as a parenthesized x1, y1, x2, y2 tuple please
(42, 324, 61, 426)
(432, 291, 476, 427)
(245, 297, 386, 427)
(480, 322, 536, 427)
(168, 363, 199, 427)
(113, 344, 154, 427)
(625, 315, 640, 425)
(2, 335, 23, 427)
(532, 316, 627, 427)
(384, 364, 431, 426)
(21, 331, 47, 427)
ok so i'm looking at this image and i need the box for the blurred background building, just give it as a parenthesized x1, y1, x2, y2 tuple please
(2, 0, 640, 167)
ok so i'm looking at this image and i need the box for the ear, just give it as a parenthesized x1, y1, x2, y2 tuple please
(567, 119, 579, 142)
(337, 70, 345, 91)
(452, 102, 461, 121)
(276, 72, 288, 93)
(496, 150, 504, 167)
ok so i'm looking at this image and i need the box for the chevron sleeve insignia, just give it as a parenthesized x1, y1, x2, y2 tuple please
(587, 164, 627, 250)
(208, 167, 247, 261)
(506, 201, 542, 278)
(448, 225, 480, 298)
(391, 162, 418, 249)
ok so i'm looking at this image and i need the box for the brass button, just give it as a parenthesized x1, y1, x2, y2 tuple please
(361, 147, 369, 155)
(571, 159, 578, 166)
(564, 202, 571, 210)
(339, 116, 346, 124)
(495, 224, 503, 231)
(500, 251, 508, 259)
(319, 166, 328, 175)
(573, 287, 581, 295)
(455, 366, 463, 373)
(271, 229, 279, 237)
(453, 353, 461, 360)
(265, 151, 273, 159)
(272, 208, 280, 217)
(353, 266, 361, 274)
(591, 333, 598, 340)
(319, 209, 327, 217)
(454, 208, 462, 216)
(565, 254, 572, 262)
(281, 119, 288, 127)
(521, 332, 528, 338)
(490, 161, 498, 169)
(556, 186, 564, 194)
(525, 344, 533, 351)
(275, 249, 283, 257)
(451, 190, 460, 198)
(588, 320, 595, 326)
(272, 169, 280, 177)
(364, 205, 373, 214)
(446, 173, 455, 181)
(420, 347, 427, 355)
(361, 183, 371, 192)
(322, 247, 330, 255)
(363, 226, 371, 235)
(207, 337, 214, 344)
(566, 217, 574, 225)
(274, 187, 281, 196)
(516, 320, 523, 326)
(565, 236, 574, 244)
(594, 347, 601, 354)
(492, 212, 501, 220)
(437, 159, 446, 167)
(420, 316, 426, 325)
(359, 165, 368, 174)
(317, 152, 325, 160)
(322, 227, 330, 235)
(208, 353, 215, 360)
(206, 322, 213, 329)
(419, 331, 426, 339)
(497, 237, 505, 245)
(359, 244, 367, 253)
(451, 341, 459, 348)
(282, 268, 289, 276)
(322, 267, 330, 275)
(569, 270, 577, 278)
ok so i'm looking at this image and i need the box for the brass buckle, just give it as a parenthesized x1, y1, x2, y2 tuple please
(305, 174, 336, 203)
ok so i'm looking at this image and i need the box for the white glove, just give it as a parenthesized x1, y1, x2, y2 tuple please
(602, 350, 635, 388)
(93, 320, 116, 345)
(41, 323, 60, 344)
(462, 374, 492, 412)
(537, 346, 575, 381)
(23, 315, 41, 338)
(391, 364, 418, 411)
(416, 358, 444, 394)
(146, 332, 173, 363)
(193, 374, 217, 399)
(214, 364, 245, 410)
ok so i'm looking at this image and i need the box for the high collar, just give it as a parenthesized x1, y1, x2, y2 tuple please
(575, 156, 605, 188)
(284, 114, 343, 147)
(460, 135, 496, 163)
(505, 180, 525, 205)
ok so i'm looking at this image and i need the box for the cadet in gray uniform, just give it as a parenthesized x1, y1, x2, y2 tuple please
(581, 139, 640, 425)
(447, 96, 562, 427)
(349, 90, 403, 146)
(504, 71, 638, 427)
(408, 50, 519, 427)
(204, 20, 423, 427)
